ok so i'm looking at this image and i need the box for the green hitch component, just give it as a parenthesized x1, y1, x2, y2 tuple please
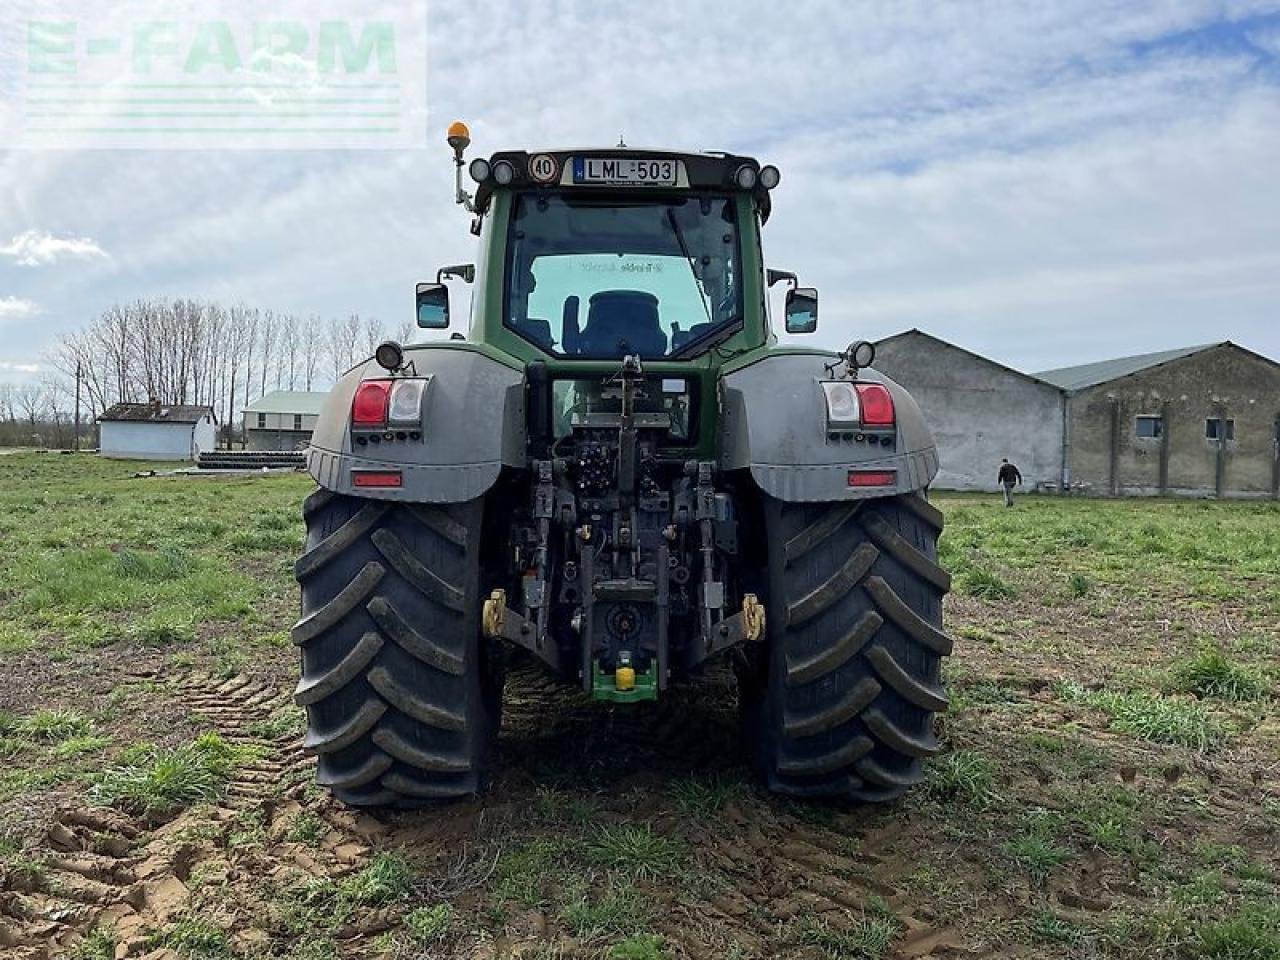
(591, 660, 658, 703)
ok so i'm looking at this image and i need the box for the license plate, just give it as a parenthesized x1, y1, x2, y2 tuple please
(572, 156, 678, 186)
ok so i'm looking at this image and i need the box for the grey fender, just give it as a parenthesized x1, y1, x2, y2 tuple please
(306, 345, 526, 503)
(718, 353, 939, 501)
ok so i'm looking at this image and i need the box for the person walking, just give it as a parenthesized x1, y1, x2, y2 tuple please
(997, 458, 1022, 507)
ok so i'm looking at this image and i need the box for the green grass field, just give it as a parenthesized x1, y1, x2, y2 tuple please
(0, 452, 1276, 960)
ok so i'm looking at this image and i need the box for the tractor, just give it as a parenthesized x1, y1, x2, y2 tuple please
(293, 122, 953, 806)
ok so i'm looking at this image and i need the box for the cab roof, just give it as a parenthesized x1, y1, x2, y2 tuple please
(473, 148, 775, 222)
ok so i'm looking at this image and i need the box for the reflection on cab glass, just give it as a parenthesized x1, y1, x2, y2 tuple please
(505, 194, 742, 358)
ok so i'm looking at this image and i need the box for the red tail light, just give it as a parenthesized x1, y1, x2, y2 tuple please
(352, 380, 392, 425)
(849, 470, 897, 487)
(352, 470, 402, 488)
(855, 383, 895, 427)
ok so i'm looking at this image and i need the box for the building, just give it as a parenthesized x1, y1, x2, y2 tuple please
(1037, 343, 1280, 499)
(874, 331, 1280, 499)
(243, 391, 328, 451)
(97, 403, 217, 461)
(873, 330, 1067, 492)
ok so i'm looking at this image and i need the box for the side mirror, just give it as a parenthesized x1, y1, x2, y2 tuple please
(785, 286, 818, 334)
(416, 282, 450, 328)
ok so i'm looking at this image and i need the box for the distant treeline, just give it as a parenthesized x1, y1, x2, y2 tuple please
(0, 298, 413, 447)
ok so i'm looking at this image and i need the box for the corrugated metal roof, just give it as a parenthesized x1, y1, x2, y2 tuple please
(876, 328, 1064, 391)
(1034, 343, 1224, 392)
(243, 390, 329, 415)
(97, 403, 213, 423)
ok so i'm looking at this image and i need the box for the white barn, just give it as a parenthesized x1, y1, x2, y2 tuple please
(97, 403, 218, 461)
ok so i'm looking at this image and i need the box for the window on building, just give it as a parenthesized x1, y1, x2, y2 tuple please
(1135, 415, 1163, 439)
(256, 413, 266, 429)
(293, 414, 303, 431)
(1205, 418, 1235, 441)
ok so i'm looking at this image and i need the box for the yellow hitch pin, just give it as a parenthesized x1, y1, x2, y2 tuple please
(482, 588, 506, 638)
(742, 593, 765, 642)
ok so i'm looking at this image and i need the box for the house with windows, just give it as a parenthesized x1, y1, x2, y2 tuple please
(242, 391, 329, 451)
(1036, 342, 1280, 499)
(874, 333, 1279, 499)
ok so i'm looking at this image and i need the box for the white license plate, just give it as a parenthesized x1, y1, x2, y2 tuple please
(572, 156, 678, 186)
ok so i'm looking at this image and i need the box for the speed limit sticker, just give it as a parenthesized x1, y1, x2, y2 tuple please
(528, 153, 558, 183)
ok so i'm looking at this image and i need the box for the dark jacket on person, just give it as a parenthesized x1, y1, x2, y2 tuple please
(997, 462, 1022, 485)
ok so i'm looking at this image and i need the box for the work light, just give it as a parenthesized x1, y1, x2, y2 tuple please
(468, 158, 491, 183)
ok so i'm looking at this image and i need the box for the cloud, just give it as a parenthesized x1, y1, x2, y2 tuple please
(0, 296, 41, 321)
(0, 361, 41, 373)
(0, 230, 108, 267)
(0, 0, 1278, 372)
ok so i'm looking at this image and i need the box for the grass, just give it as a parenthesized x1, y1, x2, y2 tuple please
(955, 565, 1016, 599)
(923, 750, 998, 807)
(70, 927, 118, 960)
(281, 853, 419, 934)
(1193, 904, 1280, 959)
(0, 453, 305, 649)
(1056, 680, 1225, 750)
(797, 912, 900, 960)
(492, 837, 567, 906)
(1167, 647, 1272, 702)
(4, 707, 93, 741)
(609, 934, 669, 959)
(669, 774, 746, 817)
(559, 878, 652, 940)
(403, 904, 455, 947)
(88, 731, 253, 815)
(586, 824, 688, 880)
(149, 916, 233, 957)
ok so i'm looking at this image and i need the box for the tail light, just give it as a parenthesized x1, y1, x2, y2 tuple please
(352, 378, 428, 429)
(821, 380, 896, 431)
(352, 380, 392, 425)
(854, 383, 895, 427)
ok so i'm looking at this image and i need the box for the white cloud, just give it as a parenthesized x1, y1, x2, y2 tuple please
(0, 361, 41, 373)
(0, 230, 108, 267)
(0, 296, 41, 321)
(0, 0, 1278, 370)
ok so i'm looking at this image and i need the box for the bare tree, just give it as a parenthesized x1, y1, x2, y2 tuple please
(326, 313, 362, 381)
(301, 318, 323, 391)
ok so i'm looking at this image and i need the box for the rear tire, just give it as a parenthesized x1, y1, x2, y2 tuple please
(293, 489, 501, 807)
(746, 492, 953, 802)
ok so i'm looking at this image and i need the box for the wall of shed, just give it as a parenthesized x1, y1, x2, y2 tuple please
(99, 422, 197, 460)
(1067, 346, 1280, 498)
(245, 428, 313, 451)
(874, 336, 1065, 491)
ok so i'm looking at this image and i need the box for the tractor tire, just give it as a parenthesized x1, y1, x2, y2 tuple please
(747, 492, 953, 802)
(292, 488, 501, 807)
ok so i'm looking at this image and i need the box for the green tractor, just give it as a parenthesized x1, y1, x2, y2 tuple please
(293, 122, 953, 806)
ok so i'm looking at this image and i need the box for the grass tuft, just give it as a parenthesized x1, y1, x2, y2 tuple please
(1066, 572, 1092, 598)
(403, 903, 455, 947)
(1193, 904, 1280, 959)
(9, 708, 93, 742)
(797, 912, 899, 960)
(70, 927, 118, 960)
(88, 731, 251, 815)
(586, 824, 687, 881)
(669, 775, 745, 818)
(560, 879, 651, 939)
(956, 566, 1016, 599)
(609, 933, 669, 960)
(1167, 647, 1271, 702)
(1056, 681, 1225, 750)
(924, 750, 998, 807)
(338, 852, 416, 905)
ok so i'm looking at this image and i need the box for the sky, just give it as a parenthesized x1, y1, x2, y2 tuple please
(2, 0, 1279, 386)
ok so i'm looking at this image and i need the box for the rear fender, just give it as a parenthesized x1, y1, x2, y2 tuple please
(719, 353, 938, 501)
(306, 345, 526, 502)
